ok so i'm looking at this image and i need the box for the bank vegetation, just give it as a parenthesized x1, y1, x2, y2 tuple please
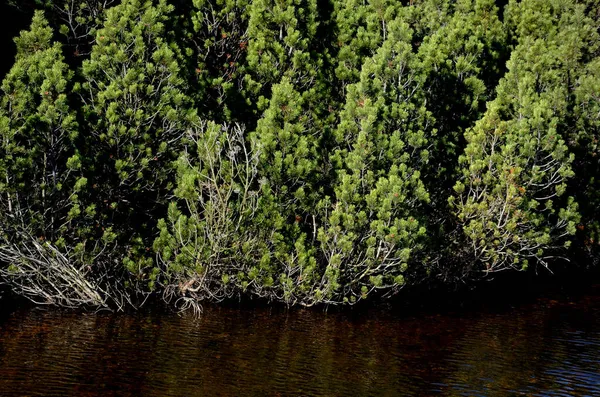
(0, 0, 599, 312)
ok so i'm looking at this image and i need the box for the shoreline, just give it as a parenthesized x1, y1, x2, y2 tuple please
(2, 266, 599, 319)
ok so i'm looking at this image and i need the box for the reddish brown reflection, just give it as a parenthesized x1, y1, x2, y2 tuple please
(0, 292, 599, 396)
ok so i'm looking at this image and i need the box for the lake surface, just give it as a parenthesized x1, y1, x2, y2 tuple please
(1, 286, 600, 396)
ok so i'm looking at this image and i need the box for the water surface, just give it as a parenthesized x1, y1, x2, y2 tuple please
(1, 288, 599, 396)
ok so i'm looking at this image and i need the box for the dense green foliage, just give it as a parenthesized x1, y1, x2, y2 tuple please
(0, 0, 598, 310)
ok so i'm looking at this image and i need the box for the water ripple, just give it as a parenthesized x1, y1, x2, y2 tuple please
(0, 292, 599, 396)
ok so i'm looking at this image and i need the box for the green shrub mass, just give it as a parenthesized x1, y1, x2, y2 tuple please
(0, 0, 599, 310)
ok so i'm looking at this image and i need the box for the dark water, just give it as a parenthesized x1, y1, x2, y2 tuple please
(1, 289, 600, 396)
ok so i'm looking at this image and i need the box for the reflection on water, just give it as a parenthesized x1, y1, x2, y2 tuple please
(0, 289, 600, 396)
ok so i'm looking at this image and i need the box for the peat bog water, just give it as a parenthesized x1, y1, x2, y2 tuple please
(1, 284, 600, 396)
